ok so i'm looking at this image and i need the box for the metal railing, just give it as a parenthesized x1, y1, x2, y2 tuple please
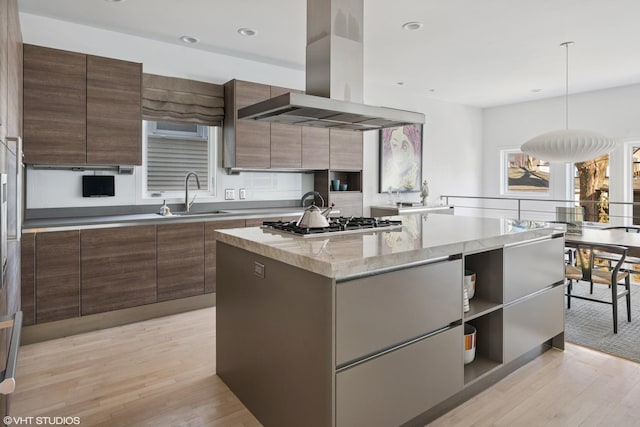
(440, 195, 639, 225)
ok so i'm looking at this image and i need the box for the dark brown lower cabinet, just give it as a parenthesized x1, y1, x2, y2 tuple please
(157, 223, 205, 301)
(81, 226, 157, 315)
(35, 231, 80, 323)
(204, 219, 245, 294)
(20, 233, 35, 326)
(21, 218, 246, 324)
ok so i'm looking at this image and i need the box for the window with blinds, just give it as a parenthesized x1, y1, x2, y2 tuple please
(145, 121, 212, 193)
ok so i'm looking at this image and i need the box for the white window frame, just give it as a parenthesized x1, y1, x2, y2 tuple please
(140, 120, 217, 202)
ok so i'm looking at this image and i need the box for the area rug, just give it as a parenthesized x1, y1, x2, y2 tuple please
(565, 282, 640, 363)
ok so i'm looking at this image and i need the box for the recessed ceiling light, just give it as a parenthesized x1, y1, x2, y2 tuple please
(238, 28, 257, 36)
(531, 88, 542, 93)
(397, 82, 405, 86)
(180, 36, 199, 44)
(402, 21, 423, 31)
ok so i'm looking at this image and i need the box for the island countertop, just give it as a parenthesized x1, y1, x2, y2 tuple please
(215, 214, 563, 278)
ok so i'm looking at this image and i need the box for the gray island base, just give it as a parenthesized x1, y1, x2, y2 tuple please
(215, 214, 566, 427)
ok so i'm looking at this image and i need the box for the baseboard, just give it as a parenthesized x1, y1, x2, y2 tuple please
(22, 293, 216, 344)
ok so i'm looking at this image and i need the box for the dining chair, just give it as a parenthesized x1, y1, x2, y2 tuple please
(565, 243, 631, 334)
(599, 226, 640, 274)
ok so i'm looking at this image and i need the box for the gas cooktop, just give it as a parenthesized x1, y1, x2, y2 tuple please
(262, 217, 403, 237)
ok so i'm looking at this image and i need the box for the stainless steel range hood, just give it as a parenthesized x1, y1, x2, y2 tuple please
(238, 92, 424, 130)
(237, 0, 425, 131)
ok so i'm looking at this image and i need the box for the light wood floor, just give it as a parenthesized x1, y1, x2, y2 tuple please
(10, 308, 640, 427)
(11, 308, 260, 426)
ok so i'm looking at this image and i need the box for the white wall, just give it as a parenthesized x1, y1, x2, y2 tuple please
(482, 83, 640, 222)
(21, 12, 484, 211)
(362, 84, 484, 213)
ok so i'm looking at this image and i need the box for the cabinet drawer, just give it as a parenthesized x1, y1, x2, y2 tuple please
(336, 325, 463, 427)
(504, 237, 564, 303)
(336, 259, 461, 365)
(504, 285, 564, 363)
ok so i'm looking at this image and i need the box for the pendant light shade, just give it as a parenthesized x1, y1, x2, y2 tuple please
(521, 42, 616, 163)
(521, 129, 616, 163)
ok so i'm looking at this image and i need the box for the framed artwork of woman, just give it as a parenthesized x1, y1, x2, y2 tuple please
(379, 124, 423, 192)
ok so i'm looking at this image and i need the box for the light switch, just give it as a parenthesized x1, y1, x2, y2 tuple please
(239, 188, 247, 199)
(225, 189, 235, 200)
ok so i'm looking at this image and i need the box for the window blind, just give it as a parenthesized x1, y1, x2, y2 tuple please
(142, 74, 224, 126)
(146, 135, 209, 192)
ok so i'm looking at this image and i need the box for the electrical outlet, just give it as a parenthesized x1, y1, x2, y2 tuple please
(239, 188, 247, 199)
(225, 189, 235, 200)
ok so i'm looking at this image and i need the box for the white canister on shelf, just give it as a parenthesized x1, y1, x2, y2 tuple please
(464, 270, 476, 299)
(463, 288, 470, 312)
(464, 323, 477, 364)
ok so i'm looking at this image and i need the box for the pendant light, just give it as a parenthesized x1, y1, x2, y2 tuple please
(520, 42, 616, 163)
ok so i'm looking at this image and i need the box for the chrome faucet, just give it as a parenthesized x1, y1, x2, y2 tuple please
(300, 191, 324, 208)
(184, 171, 201, 213)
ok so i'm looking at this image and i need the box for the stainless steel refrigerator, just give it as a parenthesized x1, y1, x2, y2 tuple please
(0, 136, 24, 419)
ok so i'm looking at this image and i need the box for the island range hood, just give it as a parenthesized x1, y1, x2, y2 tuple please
(237, 0, 425, 131)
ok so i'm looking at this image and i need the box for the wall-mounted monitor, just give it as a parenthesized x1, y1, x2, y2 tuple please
(82, 176, 115, 197)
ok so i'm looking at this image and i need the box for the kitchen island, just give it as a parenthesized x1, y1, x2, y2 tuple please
(215, 214, 566, 427)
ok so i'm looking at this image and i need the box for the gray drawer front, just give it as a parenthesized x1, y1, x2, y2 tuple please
(336, 325, 463, 427)
(337, 259, 461, 365)
(504, 285, 564, 363)
(504, 237, 564, 303)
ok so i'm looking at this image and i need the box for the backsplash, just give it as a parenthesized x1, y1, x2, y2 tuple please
(26, 166, 314, 209)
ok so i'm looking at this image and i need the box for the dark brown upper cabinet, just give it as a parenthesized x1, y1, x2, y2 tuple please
(330, 129, 363, 171)
(23, 44, 142, 165)
(270, 85, 302, 168)
(224, 79, 271, 168)
(23, 44, 87, 164)
(302, 127, 330, 169)
(87, 55, 142, 165)
(1, 0, 22, 142)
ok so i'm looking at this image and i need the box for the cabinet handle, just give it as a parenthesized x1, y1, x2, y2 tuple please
(0, 311, 23, 395)
(337, 255, 454, 283)
(504, 235, 551, 248)
(5, 136, 23, 242)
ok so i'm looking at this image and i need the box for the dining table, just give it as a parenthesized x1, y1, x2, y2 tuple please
(564, 227, 640, 258)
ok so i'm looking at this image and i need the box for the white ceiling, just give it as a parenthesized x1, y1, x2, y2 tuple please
(17, 0, 640, 108)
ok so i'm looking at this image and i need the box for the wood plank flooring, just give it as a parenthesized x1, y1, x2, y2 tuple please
(10, 308, 640, 426)
(11, 308, 260, 426)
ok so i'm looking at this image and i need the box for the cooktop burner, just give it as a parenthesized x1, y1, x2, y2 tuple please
(262, 217, 403, 237)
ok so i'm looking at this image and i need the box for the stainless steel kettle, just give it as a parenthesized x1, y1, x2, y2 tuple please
(297, 203, 333, 228)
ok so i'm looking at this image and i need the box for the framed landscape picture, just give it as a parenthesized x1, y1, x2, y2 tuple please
(379, 124, 423, 192)
(502, 149, 550, 194)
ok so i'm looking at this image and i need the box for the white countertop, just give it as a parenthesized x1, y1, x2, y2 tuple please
(216, 214, 562, 278)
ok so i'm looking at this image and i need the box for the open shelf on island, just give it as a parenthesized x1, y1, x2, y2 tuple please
(464, 297, 502, 321)
(463, 309, 503, 385)
(464, 355, 502, 385)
